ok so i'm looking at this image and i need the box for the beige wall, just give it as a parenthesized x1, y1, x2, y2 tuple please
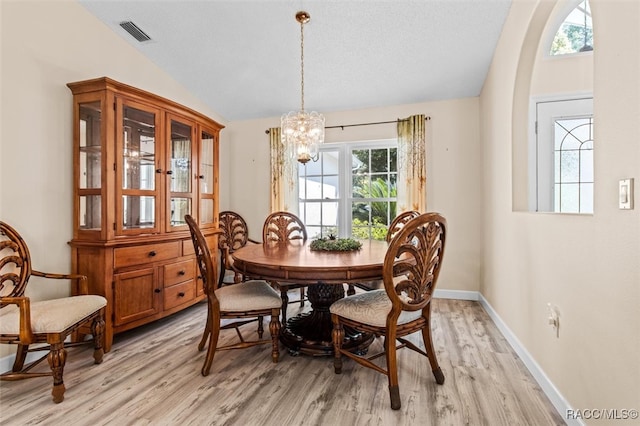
(481, 0, 640, 420)
(0, 1, 226, 357)
(223, 97, 483, 294)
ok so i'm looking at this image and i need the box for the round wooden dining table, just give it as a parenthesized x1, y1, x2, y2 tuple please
(231, 239, 390, 356)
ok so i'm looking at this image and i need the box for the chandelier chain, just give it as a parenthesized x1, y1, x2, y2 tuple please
(300, 19, 305, 112)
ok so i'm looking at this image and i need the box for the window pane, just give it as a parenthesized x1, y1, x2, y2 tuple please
(580, 149, 594, 182)
(550, 0, 593, 56)
(323, 175, 339, 199)
(580, 183, 594, 213)
(560, 150, 579, 183)
(558, 184, 579, 213)
(352, 175, 367, 198)
(322, 202, 338, 226)
(352, 149, 369, 173)
(370, 149, 389, 172)
(390, 148, 397, 172)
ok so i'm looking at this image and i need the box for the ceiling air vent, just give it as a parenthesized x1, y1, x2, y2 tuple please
(119, 21, 152, 42)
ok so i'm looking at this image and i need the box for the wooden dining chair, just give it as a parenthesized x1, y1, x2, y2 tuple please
(218, 211, 260, 286)
(0, 221, 107, 403)
(185, 215, 281, 376)
(262, 211, 308, 323)
(350, 211, 421, 294)
(330, 212, 447, 410)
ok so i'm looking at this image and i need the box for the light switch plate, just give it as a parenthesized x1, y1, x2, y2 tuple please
(619, 178, 634, 209)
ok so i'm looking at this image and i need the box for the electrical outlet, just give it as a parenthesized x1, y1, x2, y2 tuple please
(547, 303, 560, 338)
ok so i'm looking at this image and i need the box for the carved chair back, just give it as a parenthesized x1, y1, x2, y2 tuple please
(386, 210, 420, 242)
(0, 221, 32, 301)
(218, 211, 251, 253)
(383, 212, 447, 313)
(262, 211, 307, 243)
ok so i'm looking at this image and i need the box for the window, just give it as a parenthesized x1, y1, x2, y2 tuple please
(535, 98, 594, 213)
(298, 140, 397, 240)
(550, 0, 593, 56)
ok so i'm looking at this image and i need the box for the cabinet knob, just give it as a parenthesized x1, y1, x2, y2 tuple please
(166, 170, 173, 175)
(198, 175, 205, 179)
(154, 288, 161, 293)
(178, 270, 186, 276)
(155, 168, 163, 174)
(178, 292, 185, 297)
(149, 251, 157, 257)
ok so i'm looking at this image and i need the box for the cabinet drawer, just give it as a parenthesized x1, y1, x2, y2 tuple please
(164, 259, 196, 287)
(114, 242, 181, 269)
(164, 280, 196, 310)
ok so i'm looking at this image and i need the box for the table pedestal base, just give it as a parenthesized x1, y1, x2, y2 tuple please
(280, 283, 374, 356)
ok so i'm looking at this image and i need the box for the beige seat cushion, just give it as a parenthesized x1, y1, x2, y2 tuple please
(216, 280, 282, 312)
(329, 289, 422, 327)
(0, 295, 107, 335)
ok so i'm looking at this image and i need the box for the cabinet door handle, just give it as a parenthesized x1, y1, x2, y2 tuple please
(166, 170, 173, 175)
(155, 168, 163, 174)
(198, 175, 205, 179)
(154, 288, 161, 293)
(178, 292, 185, 297)
(178, 270, 186, 276)
(149, 251, 157, 257)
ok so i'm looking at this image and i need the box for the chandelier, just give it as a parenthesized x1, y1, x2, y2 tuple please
(281, 11, 325, 164)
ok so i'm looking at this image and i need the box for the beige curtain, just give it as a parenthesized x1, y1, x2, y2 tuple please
(269, 127, 298, 213)
(397, 114, 427, 212)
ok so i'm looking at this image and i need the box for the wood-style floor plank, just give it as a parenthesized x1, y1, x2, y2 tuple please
(0, 297, 566, 425)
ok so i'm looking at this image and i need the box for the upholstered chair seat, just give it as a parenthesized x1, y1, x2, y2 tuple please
(215, 281, 282, 312)
(0, 296, 106, 334)
(329, 290, 422, 328)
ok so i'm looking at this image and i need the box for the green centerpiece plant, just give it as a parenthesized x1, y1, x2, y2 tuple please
(309, 235, 362, 252)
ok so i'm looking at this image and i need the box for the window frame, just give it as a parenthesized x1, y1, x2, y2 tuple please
(298, 138, 398, 239)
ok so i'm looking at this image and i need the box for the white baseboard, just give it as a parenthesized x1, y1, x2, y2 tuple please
(478, 293, 583, 426)
(434, 288, 480, 300)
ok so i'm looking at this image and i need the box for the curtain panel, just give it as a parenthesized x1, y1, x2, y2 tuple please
(269, 127, 298, 213)
(397, 114, 427, 213)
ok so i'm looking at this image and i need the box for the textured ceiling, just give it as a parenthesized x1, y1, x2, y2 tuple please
(78, 0, 512, 121)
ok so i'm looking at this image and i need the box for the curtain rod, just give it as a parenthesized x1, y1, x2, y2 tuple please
(264, 116, 430, 134)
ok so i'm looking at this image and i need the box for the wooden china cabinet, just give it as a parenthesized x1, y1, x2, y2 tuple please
(67, 77, 222, 351)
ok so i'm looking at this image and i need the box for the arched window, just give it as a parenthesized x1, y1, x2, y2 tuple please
(550, 0, 593, 55)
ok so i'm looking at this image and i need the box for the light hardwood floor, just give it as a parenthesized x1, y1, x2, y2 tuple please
(0, 295, 566, 426)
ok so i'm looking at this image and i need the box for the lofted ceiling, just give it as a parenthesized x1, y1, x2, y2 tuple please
(78, 0, 512, 122)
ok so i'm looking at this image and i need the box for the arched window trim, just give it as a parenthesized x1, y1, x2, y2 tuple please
(541, 0, 594, 59)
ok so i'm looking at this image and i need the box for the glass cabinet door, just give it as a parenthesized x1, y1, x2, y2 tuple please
(168, 117, 194, 230)
(199, 129, 216, 226)
(118, 101, 161, 234)
(78, 101, 102, 231)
